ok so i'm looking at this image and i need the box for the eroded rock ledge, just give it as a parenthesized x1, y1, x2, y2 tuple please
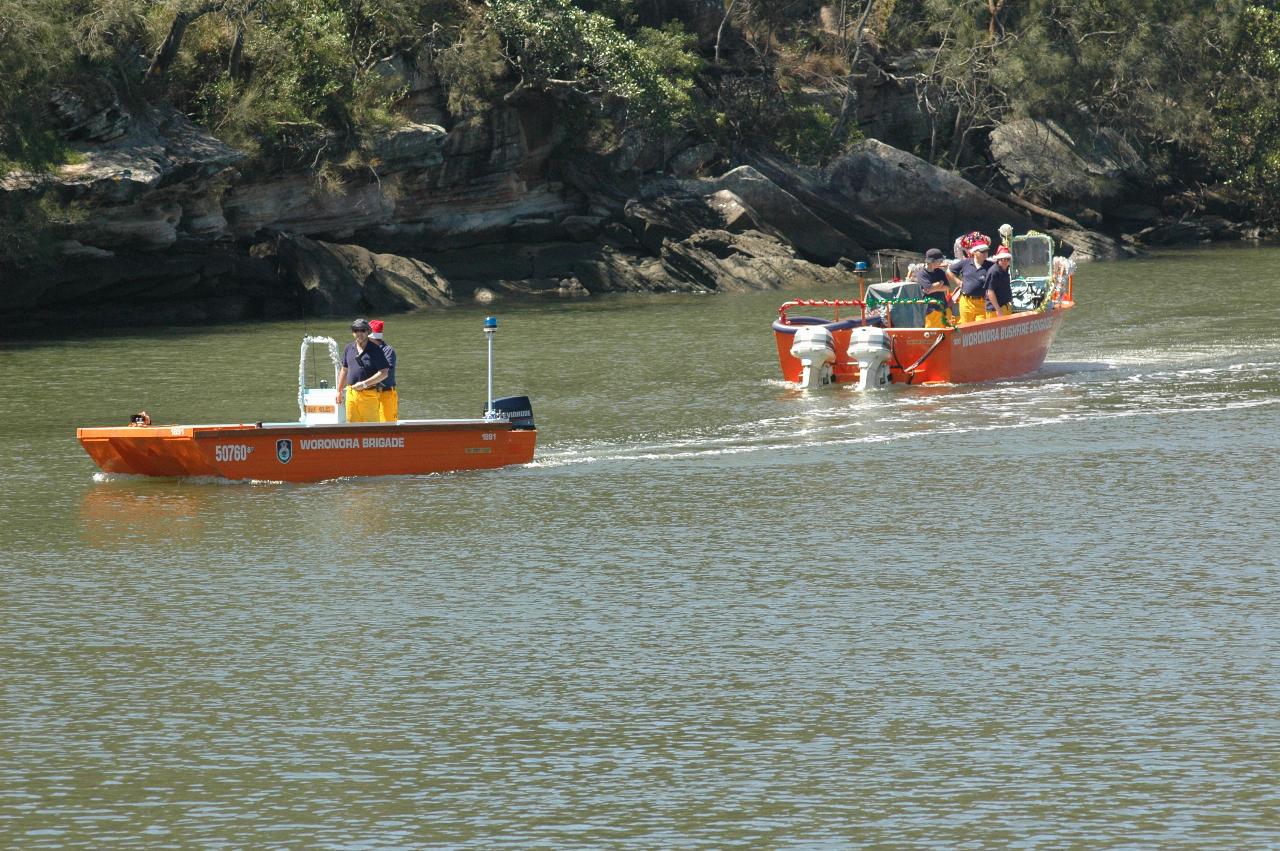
(1, 79, 1256, 328)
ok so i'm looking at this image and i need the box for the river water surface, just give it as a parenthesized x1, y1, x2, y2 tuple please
(2, 245, 1278, 847)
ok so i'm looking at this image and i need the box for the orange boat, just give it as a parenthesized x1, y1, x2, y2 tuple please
(78, 319, 536, 482)
(773, 231, 1076, 389)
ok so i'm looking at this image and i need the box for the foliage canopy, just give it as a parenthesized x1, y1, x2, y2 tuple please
(3, 0, 1280, 221)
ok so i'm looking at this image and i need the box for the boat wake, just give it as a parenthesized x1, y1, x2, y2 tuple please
(91, 472, 287, 487)
(530, 356, 1280, 469)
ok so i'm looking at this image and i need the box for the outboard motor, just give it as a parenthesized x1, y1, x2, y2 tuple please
(490, 395, 535, 429)
(848, 326, 892, 390)
(789, 326, 837, 389)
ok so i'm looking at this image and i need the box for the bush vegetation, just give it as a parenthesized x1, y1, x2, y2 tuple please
(2, 0, 1280, 220)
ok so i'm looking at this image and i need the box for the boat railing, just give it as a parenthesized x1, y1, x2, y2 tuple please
(298, 336, 341, 422)
(778, 299, 868, 324)
(778, 297, 958, 329)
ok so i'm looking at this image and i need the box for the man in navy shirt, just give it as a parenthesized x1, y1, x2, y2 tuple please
(369, 319, 398, 422)
(914, 247, 952, 328)
(984, 247, 1015, 318)
(948, 242, 993, 324)
(337, 318, 390, 422)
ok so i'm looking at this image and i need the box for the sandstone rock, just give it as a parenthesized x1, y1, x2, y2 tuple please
(1198, 215, 1245, 239)
(990, 119, 1149, 209)
(705, 190, 756, 233)
(2, 103, 245, 257)
(429, 239, 678, 297)
(744, 151, 912, 250)
(828, 139, 1030, 251)
(55, 240, 114, 259)
(1073, 208, 1103, 227)
(48, 80, 131, 142)
(1108, 204, 1161, 226)
(571, 249, 669, 294)
(624, 194, 743, 255)
(660, 229, 853, 293)
(227, 174, 394, 240)
(699, 165, 864, 263)
(561, 214, 605, 241)
(492, 277, 565, 297)
(365, 122, 446, 169)
(1134, 220, 1214, 246)
(1049, 227, 1133, 261)
(63, 106, 242, 204)
(6, 247, 288, 326)
(600, 221, 642, 249)
(509, 216, 561, 243)
(71, 200, 184, 250)
(274, 233, 453, 315)
(238, 104, 575, 250)
(670, 142, 717, 178)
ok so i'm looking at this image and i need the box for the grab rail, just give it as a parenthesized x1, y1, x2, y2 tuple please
(778, 297, 957, 328)
(777, 299, 867, 324)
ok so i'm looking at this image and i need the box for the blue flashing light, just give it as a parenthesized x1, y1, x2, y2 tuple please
(484, 315, 498, 331)
(854, 261, 868, 272)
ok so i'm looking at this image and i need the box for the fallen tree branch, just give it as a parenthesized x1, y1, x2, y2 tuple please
(987, 188, 1082, 229)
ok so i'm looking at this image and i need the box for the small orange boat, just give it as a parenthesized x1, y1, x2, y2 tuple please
(78, 319, 536, 482)
(773, 232, 1076, 389)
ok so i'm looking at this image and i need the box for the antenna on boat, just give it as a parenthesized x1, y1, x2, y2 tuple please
(483, 315, 498, 420)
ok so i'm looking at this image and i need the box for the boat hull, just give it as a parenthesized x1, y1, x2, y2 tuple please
(774, 301, 1073, 385)
(77, 419, 536, 482)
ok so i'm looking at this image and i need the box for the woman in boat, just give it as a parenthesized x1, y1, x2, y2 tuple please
(948, 242, 993, 324)
(985, 248, 1015, 318)
(337, 318, 390, 423)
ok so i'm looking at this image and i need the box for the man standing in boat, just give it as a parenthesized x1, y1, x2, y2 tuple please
(368, 319, 398, 422)
(948, 242, 994, 324)
(914, 248, 952, 328)
(337, 318, 390, 423)
(985, 247, 1015, 318)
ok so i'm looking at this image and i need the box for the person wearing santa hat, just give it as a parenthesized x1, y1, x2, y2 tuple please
(947, 242, 994, 324)
(984, 247, 1015, 318)
(368, 319, 398, 422)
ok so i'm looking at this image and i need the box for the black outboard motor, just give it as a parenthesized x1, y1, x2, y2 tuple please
(490, 396, 535, 429)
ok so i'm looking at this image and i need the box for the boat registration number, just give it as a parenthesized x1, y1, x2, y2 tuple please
(215, 444, 255, 462)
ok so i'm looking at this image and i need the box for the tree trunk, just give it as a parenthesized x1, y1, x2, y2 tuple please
(715, 0, 737, 66)
(146, 1, 228, 80)
(830, 0, 878, 149)
(229, 23, 245, 80)
(988, 189, 1082, 229)
(987, 0, 1005, 40)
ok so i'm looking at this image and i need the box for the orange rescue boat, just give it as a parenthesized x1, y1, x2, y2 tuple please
(773, 231, 1076, 389)
(78, 318, 536, 482)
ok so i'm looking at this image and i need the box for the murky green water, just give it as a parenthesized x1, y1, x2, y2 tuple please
(2, 244, 1278, 847)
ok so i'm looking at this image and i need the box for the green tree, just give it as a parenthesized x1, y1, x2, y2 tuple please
(486, 0, 699, 128)
(1213, 3, 1280, 221)
(0, 0, 78, 168)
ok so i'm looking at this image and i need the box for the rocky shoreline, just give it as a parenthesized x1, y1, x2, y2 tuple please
(1, 78, 1265, 330)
